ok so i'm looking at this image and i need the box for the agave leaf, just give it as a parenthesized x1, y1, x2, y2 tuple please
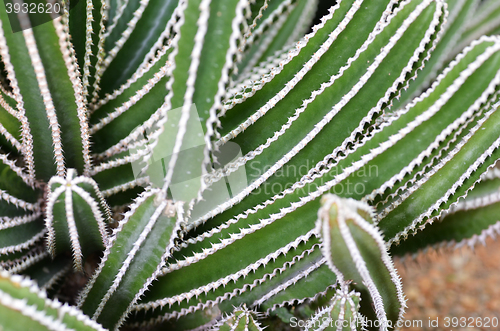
(130, 239, 335, 329)
(0, 245, 49, 276)
(0, 94, 21, 153)
(89, 44, 171, 156)
(0, 246, 72, 295)
(454, 0, 500, 57)
(123, 0, 254, 214)
(88, 53, 170, 202)
(94, 170, 146, 207)
(377, 94, 500, 244)
(98, 0, 179, 96)
(391, 167, 500, 256)
(0, 153, 39, 214)
(104, 0, 142, 52)
(315, 195, 405, 329)
(45, 169, 111, 271)
(0, 10, 55, 180)
(255, 259, 336, 315)
(393, 0, 480, 108)
(66, 0, 106, 102)
(0, 245, 42, 269)
(0, 270, 105, 331)
(219, 244, 329, 314)
(106, 0, 121, 31)
(304, 286, 362, 331)
(0, 215, 45, 256)
(237, 0, 318, 77)
(78, 189, 184, 330)
(210, 306, 265, 331)
(0, 5, 91, 181)
(237, 0, 295, 74)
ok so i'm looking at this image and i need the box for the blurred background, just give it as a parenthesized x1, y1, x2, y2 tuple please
(395, 237, 500, 330)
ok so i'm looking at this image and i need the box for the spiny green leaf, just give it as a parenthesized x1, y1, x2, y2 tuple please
(315, 194, 405, 329)
(0, 270, 106, 331)
(454, 0, 500, 57)
(304, 287, 362, 331)
(98, 0, 178, 96)
(0, 217, 45, 255)
(78, 189, 183, 330)
(89, 46, 171, 155)
(45, 169, 111, 271)
(129, 235, 332, 329)
(393, 0, 480, 108)
(237, 0, 318, 78)
(0, 3, 91, 180)
(391, 167, 500, 256)
(67, 0, 106, 102)
(211, 306, 265, 331)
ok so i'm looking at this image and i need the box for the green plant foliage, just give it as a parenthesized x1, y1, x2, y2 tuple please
(210, 305, 265, 331)
(0, 0, 499, 330)
(46, 168, 111, 272)
(0, 270, 105, 331)
(304, 286, 361, 331)
(315, 194, 405, 329)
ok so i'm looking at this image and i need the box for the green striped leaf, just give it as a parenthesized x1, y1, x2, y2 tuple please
(67, 0, 106, 102)
(393, 0, 480, 108)
(304, 287, 362, 331)
(210, 306, 264, 331)
(315, 194, 405, 330)
(45, 169, 111, 271)
(454, 0, 500, 57)
(97, 0, 178, 96)
(0, 270, 105, 331)
(78, 188, 184, 330)
(237, 0, 318, 78)
(0, 2, 91, 181)
(391, 167, 500, 256)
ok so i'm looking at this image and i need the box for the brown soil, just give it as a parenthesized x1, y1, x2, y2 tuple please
(395, 237, 500, 331)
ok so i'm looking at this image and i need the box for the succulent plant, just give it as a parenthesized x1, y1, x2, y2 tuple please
(0, 0, 500, 330)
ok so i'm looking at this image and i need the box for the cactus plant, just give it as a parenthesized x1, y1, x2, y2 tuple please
(0, 0, 500, 330)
